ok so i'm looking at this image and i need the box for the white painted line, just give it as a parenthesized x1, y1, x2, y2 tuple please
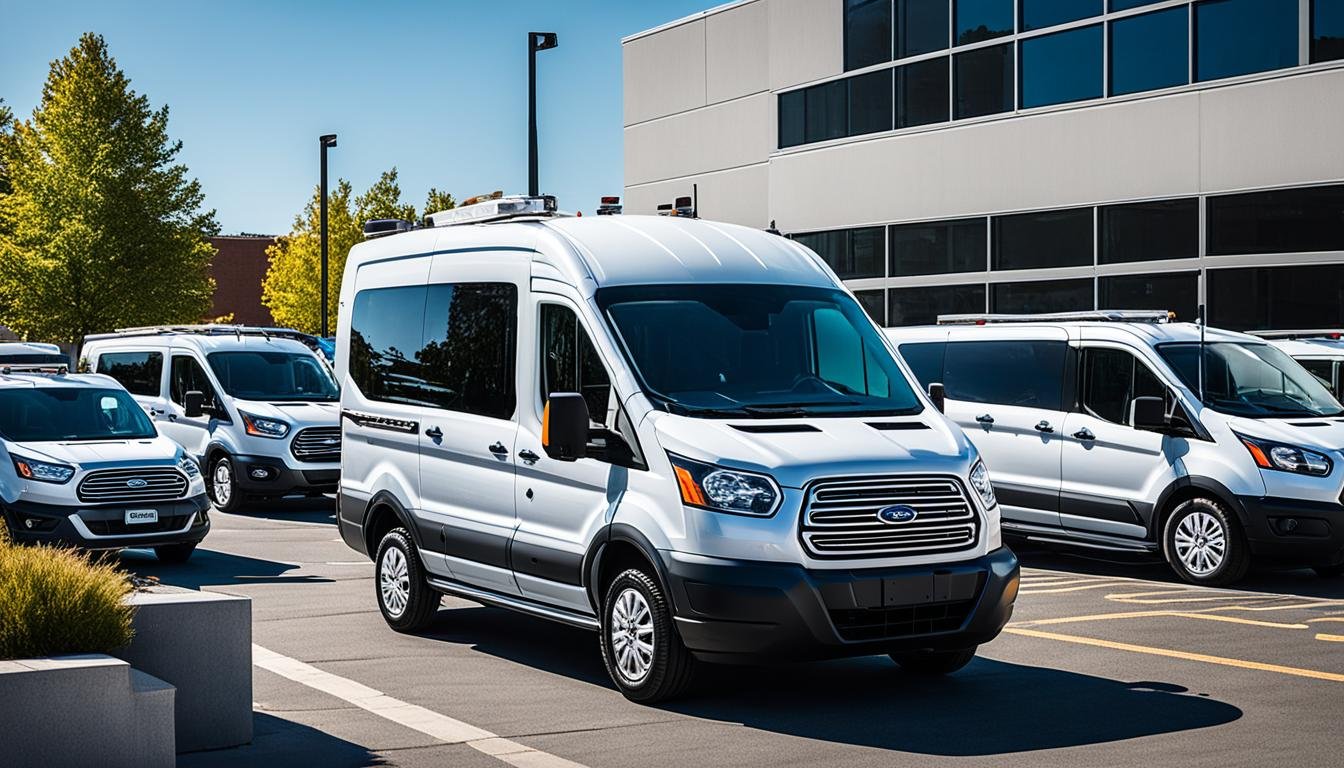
(253, 644, 589, 768)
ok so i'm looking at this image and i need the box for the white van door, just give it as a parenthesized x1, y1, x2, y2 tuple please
(93, 348, 170, 423)
(159, 351, 223, 460)
(416, 249, 529, 596)
(1059, 344, 1176, 539)
(942, 329, 1070, 529)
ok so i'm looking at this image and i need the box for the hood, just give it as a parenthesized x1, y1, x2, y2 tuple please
(648, 412, 976, 489)
(1222, 414, 1344, 453)
(14, 437, 181, 468)
(234, 399, 341, 427)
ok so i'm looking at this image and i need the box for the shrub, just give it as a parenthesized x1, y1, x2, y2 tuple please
(0, 541, 134, 660)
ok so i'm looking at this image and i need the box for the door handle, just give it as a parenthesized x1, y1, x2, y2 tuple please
(1073, 428, 1096, 441)
(149, 407, 165, 416)
(1034, 420, 1054, 433)
(975, 414, 995, 424)
(488, 441, 508, 456)
(424, 426, 443, 440)
(518, 449, 540, 462)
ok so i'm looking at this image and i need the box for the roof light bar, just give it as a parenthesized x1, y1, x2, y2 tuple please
(1, 364, 69, 376)
(425, 195, 558, 228)
(363, 219, 414, 239)
(938, 310, 1175, 326)
(1247, 329, 1344, 341)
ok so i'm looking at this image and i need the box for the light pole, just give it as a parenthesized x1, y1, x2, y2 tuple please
(528, 32, 558, 197)
(319, 133, 337, 338)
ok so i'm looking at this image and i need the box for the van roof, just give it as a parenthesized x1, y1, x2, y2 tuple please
(85, 332, 314, 355)
(1267, 337, 1344, 357)
(0, 371, 120, 390)
(345, 215, 836, 295)
(886, 321, 1261, 347)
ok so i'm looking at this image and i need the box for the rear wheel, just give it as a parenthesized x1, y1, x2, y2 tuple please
(154, 542, 197, 563)
(374, 528, 439, 632)
(890, 647, 977, 676)
(208, 455, 246, 514)
(599, 568, 696, 703)
(1163, 497, 1250, 586)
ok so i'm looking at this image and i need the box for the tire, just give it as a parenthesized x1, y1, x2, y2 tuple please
(890, 647, 977, 676)
(599, 568, 696, 704)
(1163, 496, 1250, 586)
(1313, 564, 1344, 578)
(154, 542, 197, 563)
(208, 455, 246, 514)
(374, 528, 440, 632)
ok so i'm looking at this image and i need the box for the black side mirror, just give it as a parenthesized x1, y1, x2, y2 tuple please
(927, 382, 946, 414)
(183, 390, 205, 419)
(1131, 396, 1166, 432)
(544, 393, 590, 461)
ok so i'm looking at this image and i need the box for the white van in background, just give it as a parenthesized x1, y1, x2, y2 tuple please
(1254, 331, 1344, 401)
(888, 312, 1344, 585)
(82, 326, 341, 513)
(335, 196, 1018, 702)
(0, 342, 70, 367)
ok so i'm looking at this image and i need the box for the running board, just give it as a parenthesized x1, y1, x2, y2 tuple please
(1003, 523, 1158, 553)
(426, 577, 600, 631)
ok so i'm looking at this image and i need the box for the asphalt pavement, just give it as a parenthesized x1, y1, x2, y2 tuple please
(120, 501, 1344, 767)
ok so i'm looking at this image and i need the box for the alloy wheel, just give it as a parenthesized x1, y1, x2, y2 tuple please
(1173, 510, 1226, 575)
(609, 587, 655, 684)
(380, 546, 410, 618)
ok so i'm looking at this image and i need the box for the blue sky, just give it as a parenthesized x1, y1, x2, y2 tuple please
(0, 0, 713, 234)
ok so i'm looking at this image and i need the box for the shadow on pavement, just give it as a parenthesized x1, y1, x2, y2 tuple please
(420, 603, 1241, 756)
(117, 547, 333, 590)
(241, 496, 339, 526)
(178, 712, 386, 768)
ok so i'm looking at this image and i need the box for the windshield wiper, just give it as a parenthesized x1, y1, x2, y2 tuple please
(663, 402, 750, 418)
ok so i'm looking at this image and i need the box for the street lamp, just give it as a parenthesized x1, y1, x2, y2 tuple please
(318, 133, 337, 338)
(528, 32, 558, 197)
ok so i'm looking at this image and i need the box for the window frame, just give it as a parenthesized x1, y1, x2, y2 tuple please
(1074, 343, 1170, 426)
(536, 299, 616, 428)
(169, 353, 229, 421)
(94, 349, 165, 397)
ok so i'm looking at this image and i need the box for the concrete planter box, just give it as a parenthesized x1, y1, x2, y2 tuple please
(0, 654, 175, 768)
(114, 587, 253, 752)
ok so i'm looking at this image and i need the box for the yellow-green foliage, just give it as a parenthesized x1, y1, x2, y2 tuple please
(0, 540, 134, 660)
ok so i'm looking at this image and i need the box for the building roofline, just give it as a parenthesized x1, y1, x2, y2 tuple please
(621, 0, 757, 44)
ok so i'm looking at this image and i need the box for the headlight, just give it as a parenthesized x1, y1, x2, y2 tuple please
(969, 460, 997, 508)
(178, 454, 201, 478)
(239, 411, 290, 439)
(12, 454, 75, 484)
(668, 454, 780, 516)
(1238, 434, 1333, 476)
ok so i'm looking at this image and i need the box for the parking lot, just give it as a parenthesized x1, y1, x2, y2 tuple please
(121, 503, 1344, 768)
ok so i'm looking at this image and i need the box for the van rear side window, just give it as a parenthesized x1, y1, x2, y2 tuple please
(96, 351, 163, 396)
(943, 341, 1067, 410)
(897, 342, 947, 389)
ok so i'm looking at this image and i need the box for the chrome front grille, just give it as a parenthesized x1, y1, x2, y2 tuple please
(290, 427, 341, 463)
(77, 467, 189, 504)
(801, 475, 979, 559)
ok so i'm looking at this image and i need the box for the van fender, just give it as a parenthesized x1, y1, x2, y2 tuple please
(362, 489, 425, 552)
(582, 523, 672, 613)
(1150, 475, 1249, 539)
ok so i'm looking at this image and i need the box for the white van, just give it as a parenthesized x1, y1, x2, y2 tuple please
(0, 342, 70, 367)
(1255, 331, 1344, 401)
(335, 197, 1018, 702)
(0, 365, 210, 561)
(887, 312, 1344, 585)
(82, 326, 341, 513)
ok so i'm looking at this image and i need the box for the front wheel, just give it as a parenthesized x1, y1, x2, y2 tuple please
(599, 568, 696, 703)
(154, 542, 197, 563)
(374, 528, 439, 632)
(1163, 497, 1250, 586)
(208, 455, 246, 514)
(890, 647, 977, 676)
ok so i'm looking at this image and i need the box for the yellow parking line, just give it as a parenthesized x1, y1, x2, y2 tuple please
(1107, 593, 1253, 604)
(1306, 617, 1344, 624)
(1012, 610, 1307, 629)
(1018, 577, 1111, 588)
(1169, 612, 1308, 629)
(1019, 582, 1134, 595)
(1005, 628, 1344, 683)
(1316, 634, 1344, 643)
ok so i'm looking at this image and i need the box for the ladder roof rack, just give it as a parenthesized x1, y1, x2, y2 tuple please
(937, 310, 1176, 326)
(84, 324, 320, 345)
(1, 363, 69, 376)
(1247, 329, 1344, 340)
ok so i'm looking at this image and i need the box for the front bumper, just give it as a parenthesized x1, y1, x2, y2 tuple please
(661, 546, 1019, 662)
(1238, 495, 1344, 567)
(232, 454, 338, 496)
(3, 494, 212, 550)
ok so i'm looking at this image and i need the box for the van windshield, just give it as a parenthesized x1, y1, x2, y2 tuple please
(0, 387, 157, 442)
(598, 284, 922, 417)
(207, 351, 339, 402)
(1158, 342, 1344, 418)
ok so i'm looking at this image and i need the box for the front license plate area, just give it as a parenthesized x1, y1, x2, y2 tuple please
(124, 509, 159, 525)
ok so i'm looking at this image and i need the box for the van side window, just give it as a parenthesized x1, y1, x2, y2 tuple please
(898, 342, 946, 389)
(349, 285, 430, 406)
(1299, 359, 1336, 393)
(170, 355, 224, 416)
(96, 351, 163, 396)
(421, 283, 517, 420)
(943, 341, 1066, 410)
(1080, 348, 1166, 425)
(540, 304, 612, 425)
(812, 307, 889, 396)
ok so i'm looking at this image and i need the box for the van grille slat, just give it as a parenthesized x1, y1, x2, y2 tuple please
(77, 468, 189, 504)
(291, 427, 341, 463)
(801, 475, 979, 559)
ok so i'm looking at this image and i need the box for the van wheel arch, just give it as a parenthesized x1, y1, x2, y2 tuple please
(586, 526, 672, 615)
(362, 492, 418, 560)
(1151, 478, 1245, 542)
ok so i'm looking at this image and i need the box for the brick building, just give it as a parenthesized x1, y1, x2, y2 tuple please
(209, 235, 275, 325)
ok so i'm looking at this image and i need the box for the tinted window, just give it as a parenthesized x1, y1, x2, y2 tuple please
(1022, 0, 1103, 31)
(845, 0, 893, 70)
(1099, 198, 1198, 264)
(993, 208, 1093, 270)
(899, 0, 950, 57)
(815, 307, 893, 397)
(1159, 342, 1344, 418)
(1080, 347, 1167, 425)
(897, 57, 950, 128)
(540, 304, 612, 425)
(1208, 264, 1344, 331)
(0, 388, 156, 442)
(95, 351, 162, 396)
(1110, 7, 1189, 95)
(421, 283, 517, 420)
(891, 217, 986, 276)
(805, 79, 848, 143)
(944, 340, 1067, 409)
(991, 278, 1094, 314)
(1195, 0, 1298, 82)
(795, 227, 886, 279)
(779, 90, 805, 148)
(855, 289, 888, 325)
(171, 355, 223, 413)
(1315, 0, 1344, 62)
(849, 69, 895, 137)
(1099, 272, 1199, 323)
(889, 283, 987, 326)
(954, 43, 1014, 118)
(1298, 359, 1337, 392)
(898, 341, 948, 388)
(207, 352, 338, 402)
(956, 0, 1014, 44)
(1207, 185, 1344, 255)
(349, 286, 430, 406)
(1020, 25, 1103, 108)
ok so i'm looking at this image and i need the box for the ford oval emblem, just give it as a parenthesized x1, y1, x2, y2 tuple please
(877, 505, 919, 524)
(126, 478, 148, 488)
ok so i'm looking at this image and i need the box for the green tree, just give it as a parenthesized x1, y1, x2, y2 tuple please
(423, 187, 456, 218)
(0, 34, 218, 347)
(0, 98, 13, 197)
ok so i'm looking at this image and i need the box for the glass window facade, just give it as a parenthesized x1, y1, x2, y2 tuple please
(1022, 0, 1104, 31)
(889, 284, 986, 326)
(778, 90, 804, 148)
(794, 227, 887, 280)
(955, 43, 1014, 118)
(991, 278, 1094, 314)
(1020, 25, 1103, 108)
(855, 289, 888, 325)
(1110, 0, 1164, 10)
(899, 0, 951, 57)
(1316, 0, 1344, 62)
(1208, 265, 1344, 331)
(993, 208, 1093, 270)
(1195, 0, 1298, 82)
(805, 79, 848, 143)
(897, 57, 950, 127)
(1099, 198, 1199, 263)
(1110, 7, 1190, 96)
(849, 69, 895, 137)
(1207, 184, 1344, 256)
(845, 0, 892, 70)
(1098, 272, 1199, 322)
(956, 0, 1015, 45)
(890, 217, 986, 276)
